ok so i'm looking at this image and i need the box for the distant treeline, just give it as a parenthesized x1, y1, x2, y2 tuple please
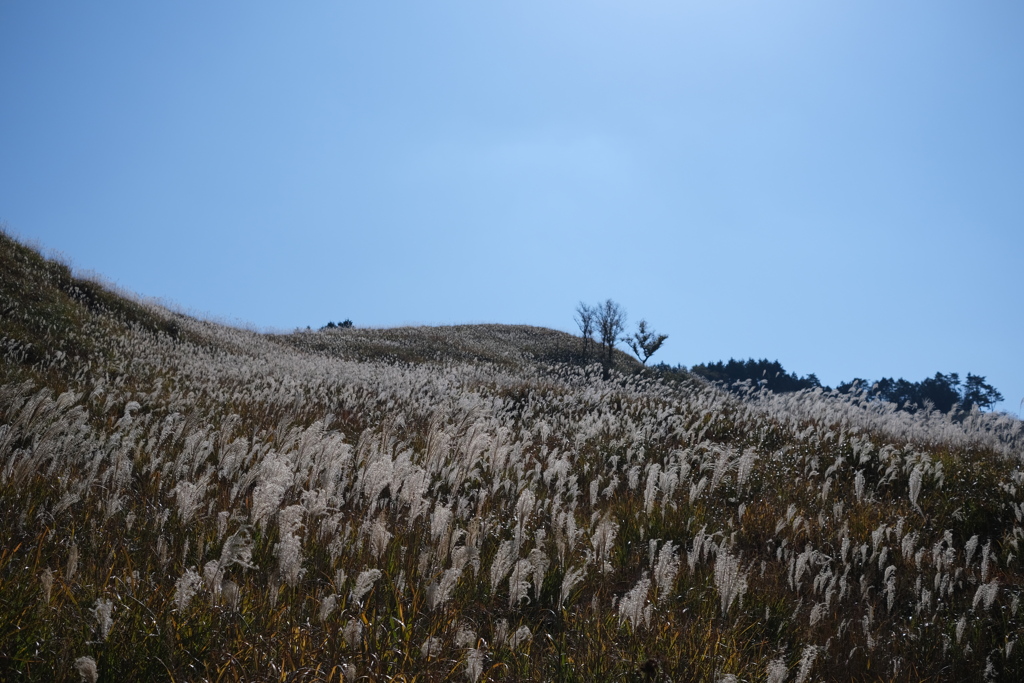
(836, 372, 1003, 414)
(689, 358, 822, 394)
(679, 358, 1004, 414)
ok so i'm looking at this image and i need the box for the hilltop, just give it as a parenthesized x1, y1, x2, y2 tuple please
(279, 322, 639, 371)
(0, 230, 636, 379)
(1, 231, 1023, 682)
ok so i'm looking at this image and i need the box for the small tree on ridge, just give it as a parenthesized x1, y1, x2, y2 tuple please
(624, 319, 668, 366)
(596, 299, 626, 379)
(574, 302, 596, 362)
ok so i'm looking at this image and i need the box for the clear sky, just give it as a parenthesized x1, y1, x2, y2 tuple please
(2, 1, 1022, 413)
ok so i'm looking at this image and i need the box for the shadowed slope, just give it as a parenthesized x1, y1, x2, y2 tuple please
(0, 231, 197, 385)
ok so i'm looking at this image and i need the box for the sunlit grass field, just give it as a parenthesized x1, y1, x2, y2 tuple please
(2, 232, 1023, 682)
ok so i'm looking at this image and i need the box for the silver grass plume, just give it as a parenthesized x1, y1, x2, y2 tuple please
(901, 530, 919, 562)
(710, 446, 733, 491)
(736, 448, 757, 489)
(359, 452, 394, 507)
(300, 487, 330, 517)
(795, 645, 819, 683)
(203, 560, 223, 598)
(509, 625, 532, 650)
(687, 525, 712, 572)
(427, 566, 462, 610)
(508, 558, 533, 609)
(91, 597, 114, 641)
(431, 503, 453, 544)
(366, 516, 392, 560)
(714, 548, 747, 615)
(251, 453, 293, 530)
(559, 565, 586, 606)
(494, 619, 509, 644)
(689, 474, 710, 503)
(654, 541, 680, 603)
(318, 594, 337, 622)
(809, 602, 827, 628)
(909, 465, 923, 509)
(490, 540, 517, 594)
(175, 568, 203, 611)
(466, 648, 484, 682)
(156, 534, 169, 568)
(350, 568, 382, 604)
(66, 542, 78, 583)
(643, 463, 660, 514)
(450, 542, 480, 575)
(342, 617, 363, 648)
(73, 656, 98, 683)
(965, 535, 979, 567)
(973, 580, 1000, 612)
(173, 474, 210, 524)
(618, 574, 652, 630)
(591, 515, 618, 574)
(421, 636, 442, 658)
(275, 505, 305, 587)
(216, 510, 230, 541)
(884, 565, 897, 611)
(766, 657, 788, 683)
(40, 568, 53, 603)
(455, 624, 477, 648)
(219, 527, 256, 570)
(627, 464, 641, 490)
(514, 488, 536, 548)
(527, 547, 549, 600)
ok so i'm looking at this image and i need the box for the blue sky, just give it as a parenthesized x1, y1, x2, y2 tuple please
(1, 1, 1022, 412)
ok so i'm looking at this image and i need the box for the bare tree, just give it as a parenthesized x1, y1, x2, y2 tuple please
(574, 302, 596, 361)
(595, 299, 626, 379)
(624, 319, 668, 366)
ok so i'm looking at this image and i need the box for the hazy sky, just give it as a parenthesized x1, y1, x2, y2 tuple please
(2, 1, 1021, 412)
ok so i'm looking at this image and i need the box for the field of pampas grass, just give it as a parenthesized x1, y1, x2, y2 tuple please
(2, 231, 1023, 682)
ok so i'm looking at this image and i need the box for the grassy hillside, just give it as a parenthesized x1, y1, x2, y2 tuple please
(278, 323, 633, 370)
(2, 232, 1023, 682)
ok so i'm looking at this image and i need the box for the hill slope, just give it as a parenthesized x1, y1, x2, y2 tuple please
(278, 321, 638, 369)
(1, 232, 1023, 682)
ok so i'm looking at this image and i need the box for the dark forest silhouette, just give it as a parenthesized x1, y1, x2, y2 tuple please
(686, 358, 1004, 414)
